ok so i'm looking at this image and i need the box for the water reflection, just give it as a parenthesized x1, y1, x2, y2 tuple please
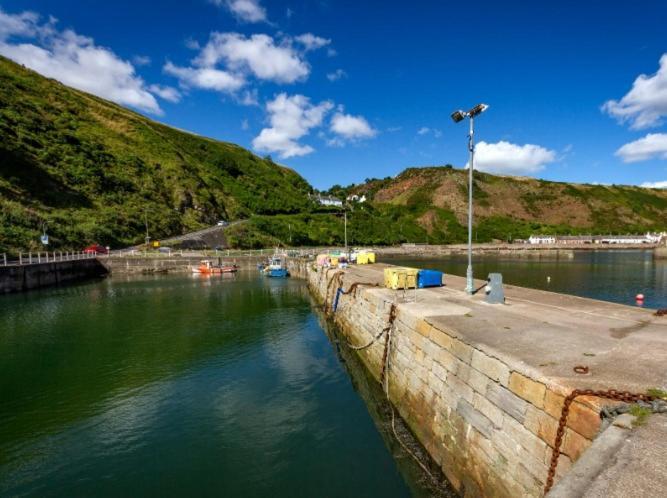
(0, 273, 417, 497)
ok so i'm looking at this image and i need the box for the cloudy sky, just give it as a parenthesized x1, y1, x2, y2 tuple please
(1, 0, 666, 190)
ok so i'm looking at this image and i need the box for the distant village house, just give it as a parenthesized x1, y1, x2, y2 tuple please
(346, 194, 367, 203)
(528, 233, 665, 245)
(313, 194, 343, 207)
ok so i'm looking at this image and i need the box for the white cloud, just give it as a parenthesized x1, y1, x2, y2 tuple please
(640, 180, 667, 189)
(148, 84, 181, 103)
(326, 68, 346, 81)
(294, 33, 330, 51)
(214, 0, 267, 23)
(195, 32, 309, 83)
(241, 118, 249, 130)
(252, 93, 333, 158)
(326, 47, 337, 57)
(467, 141, 556, 175)
(0, 9, 44, 39)
(602, 54, 667, 129)
(184, 38, 200, 50)
(615, 133, 667, 163)
(133, 55, 151, 66)
(0, 8, 161, 114)
(330, 113, 376, 140)
(164, 61, 245, 93)
(237, 88, 258, 106)
(417, 126, 442, 138)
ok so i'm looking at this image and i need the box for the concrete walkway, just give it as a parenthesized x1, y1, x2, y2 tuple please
(550, 413, 667, 497)
(335, 263, 667, 396)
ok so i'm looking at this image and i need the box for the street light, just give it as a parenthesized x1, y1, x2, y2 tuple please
(451, 103, 489, 294)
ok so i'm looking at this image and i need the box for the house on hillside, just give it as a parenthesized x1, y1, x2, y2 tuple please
(346, 194, 367, 203)
(314, 195, 343, 207)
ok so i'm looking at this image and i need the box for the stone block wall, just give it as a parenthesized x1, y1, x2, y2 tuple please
(304, 265, 601, 497)
(0, 259, 108, 294)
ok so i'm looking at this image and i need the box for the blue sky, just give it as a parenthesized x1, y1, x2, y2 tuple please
(1, 0, 667, 190)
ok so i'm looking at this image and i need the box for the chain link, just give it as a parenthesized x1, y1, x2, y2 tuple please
(544, 389, 655, 494)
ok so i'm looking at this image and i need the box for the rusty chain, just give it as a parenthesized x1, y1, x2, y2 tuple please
(544, 389, 656, 494)
(341, 281, 379, 296)
(380, 304, 398, 385)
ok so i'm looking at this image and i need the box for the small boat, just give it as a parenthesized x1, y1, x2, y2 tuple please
(192, 260, 239, 274)
(264, 256, 289, 278)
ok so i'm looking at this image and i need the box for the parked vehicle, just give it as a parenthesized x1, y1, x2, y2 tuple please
(217, 220, 228, 227)
(83, 244, 108, 254)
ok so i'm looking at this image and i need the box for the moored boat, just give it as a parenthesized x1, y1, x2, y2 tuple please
(264, 256, 289, 278)
(192, 260, 239, 274)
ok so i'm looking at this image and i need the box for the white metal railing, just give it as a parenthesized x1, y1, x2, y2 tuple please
(106, 247, 336, 259)
(1, 247, 349, 266)
(1, 251, 98, 267)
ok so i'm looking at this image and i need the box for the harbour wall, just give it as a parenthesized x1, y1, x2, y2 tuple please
(0, 259, 109, 294)
(286, 260, 667, 497)
(102, 255, 266, 274)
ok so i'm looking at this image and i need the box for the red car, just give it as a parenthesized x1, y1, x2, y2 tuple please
(83, 244, 108, 255)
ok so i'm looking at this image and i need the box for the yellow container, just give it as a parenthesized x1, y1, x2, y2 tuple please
(330, 257, 339, 267)
(367, 252, 376, 263)
(384, 267, 418, 290)
(356, 253, 369, 265)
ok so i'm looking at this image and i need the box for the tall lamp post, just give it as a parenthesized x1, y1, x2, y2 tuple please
(451, 103, 489, 294)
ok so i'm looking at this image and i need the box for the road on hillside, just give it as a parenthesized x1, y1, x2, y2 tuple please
(127, 220, 247, 250)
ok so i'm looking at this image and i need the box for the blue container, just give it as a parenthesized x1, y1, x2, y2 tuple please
(417, 269, 443, 288)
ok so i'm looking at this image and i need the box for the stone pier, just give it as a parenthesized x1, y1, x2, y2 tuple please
(292, 260, 667, 497)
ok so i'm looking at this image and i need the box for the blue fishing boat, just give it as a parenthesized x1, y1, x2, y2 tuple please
(264, 256, 289, 278)
(268, 268, 289, 278)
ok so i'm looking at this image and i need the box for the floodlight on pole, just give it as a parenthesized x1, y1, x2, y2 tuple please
(450, 103, 489, 294)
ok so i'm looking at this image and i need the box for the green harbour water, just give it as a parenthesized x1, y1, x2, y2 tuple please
(1, 250, 664, 497)
(0, 273, 441, 498)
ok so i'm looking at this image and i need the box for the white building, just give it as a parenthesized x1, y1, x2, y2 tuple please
(346, 194, 367, 203)
(316, 195, 343, 207)
(528, 235, 556, 244)
(528, 232, 665, 245)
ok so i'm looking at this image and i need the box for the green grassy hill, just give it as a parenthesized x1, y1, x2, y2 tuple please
(0, 56, 311, 252)
(1, 55, 665, 252)
(229, 167, 667, 248)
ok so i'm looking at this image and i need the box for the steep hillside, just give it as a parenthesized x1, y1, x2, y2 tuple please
(1, 55, 665, 252)
(253, 166, 666, 249)
(347, 166, 667, 238)
(0, 56, 311, 252)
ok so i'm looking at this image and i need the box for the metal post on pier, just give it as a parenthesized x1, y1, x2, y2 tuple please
(2, 253, 6, 266)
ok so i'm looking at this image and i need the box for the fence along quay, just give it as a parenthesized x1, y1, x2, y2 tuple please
(287, 258, 667, 497)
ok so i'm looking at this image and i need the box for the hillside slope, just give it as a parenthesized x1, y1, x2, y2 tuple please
(1, 55, 665, 252)
(0, 56, 311, 252)
(233, 167, 667, 248)
(348, 166, 667, 239)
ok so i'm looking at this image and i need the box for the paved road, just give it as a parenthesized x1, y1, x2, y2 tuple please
(131, 220, 247, 249)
